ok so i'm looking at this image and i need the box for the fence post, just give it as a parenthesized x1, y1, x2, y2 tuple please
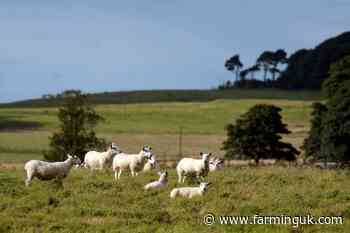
(178, 126, 183, 159)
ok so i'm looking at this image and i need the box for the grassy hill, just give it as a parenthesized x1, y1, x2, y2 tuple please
(0, 97, 315, 162)
(1, 89, 322, 107)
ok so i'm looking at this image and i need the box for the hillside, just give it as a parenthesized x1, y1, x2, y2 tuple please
(0, 89, 321, 108)
(278, 31, 350, 89)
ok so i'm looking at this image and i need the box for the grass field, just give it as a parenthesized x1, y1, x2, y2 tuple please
(0, 99, 313, 162)
(1, 90, 350, 232)
(0, 166, 348, 233)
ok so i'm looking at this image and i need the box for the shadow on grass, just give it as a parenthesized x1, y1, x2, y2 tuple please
(0, 119, 43, 132)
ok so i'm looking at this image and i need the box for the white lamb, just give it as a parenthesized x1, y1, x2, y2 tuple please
(84, 143, 120, 170)
(143, 155, 159, 172)
(112, 146, 156, 180)
(170, 182, 211, 198)
(209, 157, 224, 172)
(176, 152, 211, 183)
(144, 171, 168, 190)
(24, 154, 81, 186)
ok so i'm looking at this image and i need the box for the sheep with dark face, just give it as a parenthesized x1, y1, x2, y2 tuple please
(176, 152, 211, 183)
(24, 154, 81, 186)
(112, 146, 156, 180)
(209, 157, 224, 171)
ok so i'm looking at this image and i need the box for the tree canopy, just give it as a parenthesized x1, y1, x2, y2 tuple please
(222, 104, 299, 164)
(277, 31, 350, 89)
(303, 55, 350, 164)
(44, 90, 106, 161)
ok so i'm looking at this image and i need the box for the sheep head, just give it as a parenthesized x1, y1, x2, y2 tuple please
(199, 182, 211, 192)
(110, 143, 121, 155)
(67, 154, 82, 165)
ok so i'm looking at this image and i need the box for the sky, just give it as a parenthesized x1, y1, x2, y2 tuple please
(0, 0, 349, 103)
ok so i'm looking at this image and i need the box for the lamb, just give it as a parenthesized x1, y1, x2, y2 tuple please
(143, 155, 159, 172)
(24, 154, 81, 186)
(84, 143, 120, 170)
(112, 146, 156, 180)
(209, 157, 224, 172)
(176, 152, 211, 183)
(144, 171, 168, 190)
(170, 182, 211, 198)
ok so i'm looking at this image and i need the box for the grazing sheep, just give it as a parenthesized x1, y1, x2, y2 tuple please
(84, 143, 120, 170)
(144, 171, 168, 190)
(176, 152, 211, 183)
(24, 154, 81, 186)
(112, 146, 156, 180)
(209, 157, 224, 172)
(170, 182, 211, 198)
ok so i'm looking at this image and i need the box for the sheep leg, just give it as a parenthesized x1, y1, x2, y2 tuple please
(114, 170, 118, 181)
(25, 171, 33, 186)
(196, 173, 203, 183)
(117, 170, 123, 179)
(177, 170, 182, 183)
(25, 178, 31, 186)
(182, 175, 186, 183)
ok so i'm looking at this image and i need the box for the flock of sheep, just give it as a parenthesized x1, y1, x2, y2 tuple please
(24, 143, 224, 198)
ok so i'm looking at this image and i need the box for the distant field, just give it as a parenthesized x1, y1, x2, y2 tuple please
(0, 89, 322, 107)
(0, 166, 348, 232)
(0, 98, 314, 162)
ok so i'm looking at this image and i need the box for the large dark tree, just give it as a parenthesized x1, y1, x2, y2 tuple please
(303, 55, 350, 164)
(222, 104, 299, 164)
(225, 54, 243, 83)
(44, 90, 106, 161)
(277, 31, 350, 89)
(301, 103, 327, 161)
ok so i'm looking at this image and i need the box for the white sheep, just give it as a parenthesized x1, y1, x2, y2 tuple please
(144, 171, 168, 190)
(170, 182, 211, 198)
(209, 157, 224, 172)
(112, 146, 156, 180)
(84, 143, 120, 170)
(176, 152, 211, 183)
(24, 154, 81, 186)
(143, 155, 159, 172)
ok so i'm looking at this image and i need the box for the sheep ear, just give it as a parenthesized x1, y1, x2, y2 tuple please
(207, 182, 212, 186)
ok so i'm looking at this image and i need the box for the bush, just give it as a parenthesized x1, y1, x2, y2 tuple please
(222, 104, 299, 164)
(43, 90, 106, 161)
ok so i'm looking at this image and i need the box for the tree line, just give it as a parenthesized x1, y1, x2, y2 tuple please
(221, 31, 350, 90)
(223, 55, 350, 166)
